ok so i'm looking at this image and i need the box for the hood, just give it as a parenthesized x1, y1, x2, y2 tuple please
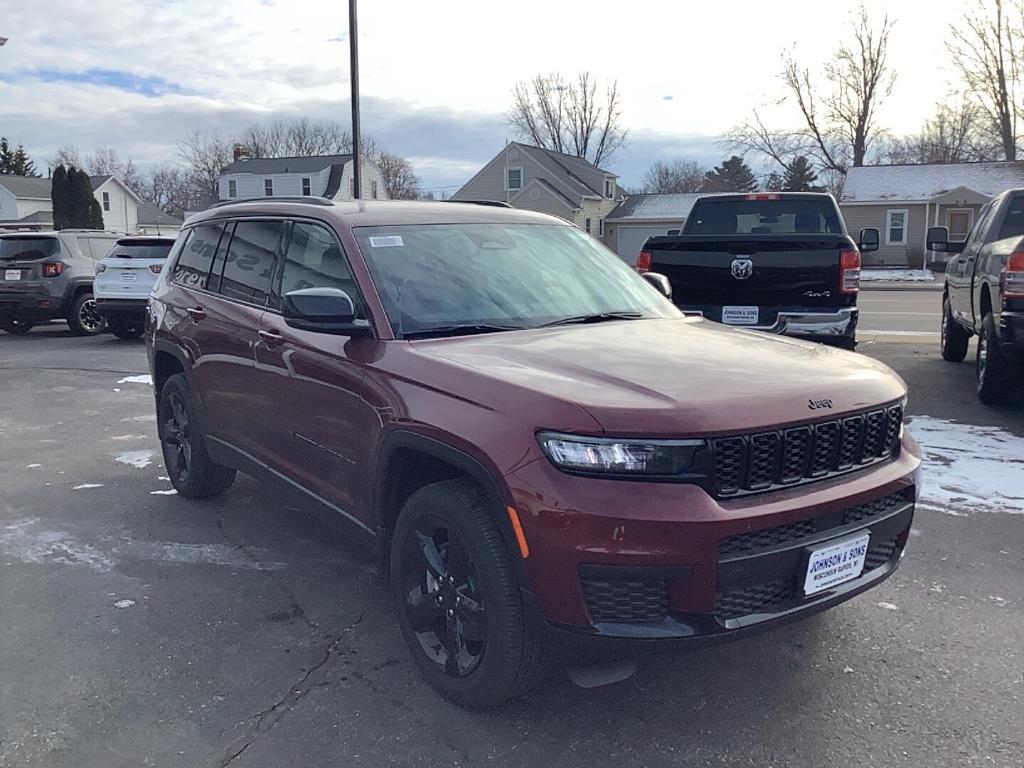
(411, 318, 906, 436)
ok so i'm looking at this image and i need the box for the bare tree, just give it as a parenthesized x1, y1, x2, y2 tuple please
(641, 159, 706, 193)
(237, 118, 379, 159)
(376, 152, 420, 199)
(727, 4, 894, 175)
(509, 72, 627, 166)
(176, 129, 234, 204)
(950, 0, 1020, 160)
(884, 100, 997, 163)
(52, 144, 83, 170)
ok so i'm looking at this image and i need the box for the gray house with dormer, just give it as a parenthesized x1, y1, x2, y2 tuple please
(218, 153, 389, 203)
(452, 142, 623, 236)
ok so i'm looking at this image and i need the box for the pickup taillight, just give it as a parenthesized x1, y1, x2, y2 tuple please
(840, 249, 861, 294)
(1001, 251, 1024, 298)
(42, 262, 65, 277)
(636, 250, 653, 274)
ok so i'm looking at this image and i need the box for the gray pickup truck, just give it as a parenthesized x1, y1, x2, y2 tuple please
(930, 189, 1024, 404)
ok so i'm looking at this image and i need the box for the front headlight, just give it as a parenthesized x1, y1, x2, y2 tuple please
(537, 431, 705, 476)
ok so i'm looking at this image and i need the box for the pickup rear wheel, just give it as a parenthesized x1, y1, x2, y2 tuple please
(976, 312, 1018, 404)
(940, 296, 970, 362)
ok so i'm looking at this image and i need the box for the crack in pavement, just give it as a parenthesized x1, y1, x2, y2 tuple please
(218, 611, 367, 767)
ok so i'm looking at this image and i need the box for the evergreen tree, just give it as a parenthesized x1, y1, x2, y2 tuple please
(51, 165, 68, 230)
(782, 156, 823, 192)
(10, 145, 38, 177)
(762, 171, 784, 192)
(59, 167, 95, 229)
(87, 197, 105, 229)
(0, 138, 12, 173)
(703, 155, 758, 192)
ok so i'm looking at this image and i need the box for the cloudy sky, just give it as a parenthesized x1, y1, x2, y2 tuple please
(0, 0, 971, 192)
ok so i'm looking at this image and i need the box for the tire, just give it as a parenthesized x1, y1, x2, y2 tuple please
(157, 374, 236, 498)
(0, 318, 34, 335)
(830, 336, 857, 351)
(390, 479, 549, 707)
(976, 312, 1018, 405)
(108, 316, 144, 340)
(67, 292, 106, 336)
(940, 296, 970, 363)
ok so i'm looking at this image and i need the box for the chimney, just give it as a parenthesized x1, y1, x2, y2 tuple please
(233, 144, 246, 162)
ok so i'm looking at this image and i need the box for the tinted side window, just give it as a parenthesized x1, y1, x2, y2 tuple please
(173, 223, 224, 289)
(997, 195, 1024, 240)
(218, 220, 283, 306)
(279, 222, 364, 316)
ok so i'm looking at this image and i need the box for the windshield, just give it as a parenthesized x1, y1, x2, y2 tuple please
(687, 198, 844, 235)
(354, 223, 679, 336)
(108, 240, 174, 260)
(0, 236, 60, 261)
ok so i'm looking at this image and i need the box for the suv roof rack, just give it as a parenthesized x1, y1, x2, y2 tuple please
(58, 228, 124, 234)
(208, 196, 336, 209)
(447, 199, 513, 208)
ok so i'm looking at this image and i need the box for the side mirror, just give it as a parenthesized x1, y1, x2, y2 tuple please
(927, 226, 965, 253)
(282, 288, 371, 335)
(858, 228, 880, 253)
(641, 271, 672, 299)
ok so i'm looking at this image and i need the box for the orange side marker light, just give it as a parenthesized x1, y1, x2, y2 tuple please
(506, 506, 530, 559)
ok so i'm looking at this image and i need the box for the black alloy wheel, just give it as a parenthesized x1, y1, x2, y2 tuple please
(400, 516, 488, 678)
(161, 388, 193, 487)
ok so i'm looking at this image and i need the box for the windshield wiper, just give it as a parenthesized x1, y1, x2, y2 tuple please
(403, 323, 527, 339)
(535, 311, 645, 328)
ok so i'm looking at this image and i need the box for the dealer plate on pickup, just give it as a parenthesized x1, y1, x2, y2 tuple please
(804, 531, 870, 596)
(722, 306, 759, 325)
(4, 269, 21, 281)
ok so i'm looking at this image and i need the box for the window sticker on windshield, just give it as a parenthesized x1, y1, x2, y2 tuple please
(369, 235, 404, 248)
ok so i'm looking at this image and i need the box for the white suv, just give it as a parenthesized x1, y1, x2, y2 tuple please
(94, 236, 176, 339)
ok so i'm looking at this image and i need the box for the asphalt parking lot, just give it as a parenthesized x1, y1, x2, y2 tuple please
(1, 296, 1022, 768)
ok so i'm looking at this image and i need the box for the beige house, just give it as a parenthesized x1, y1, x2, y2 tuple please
(839, 161, 1024, 268)
(452, 142, 622, 235)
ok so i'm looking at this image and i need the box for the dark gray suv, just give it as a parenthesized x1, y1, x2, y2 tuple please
(0, 229, 120, 335)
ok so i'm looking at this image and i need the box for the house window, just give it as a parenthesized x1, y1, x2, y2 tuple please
(228, 180, 237, 198)
(598, 219, 605, 237)
(885, 209, 908, 245)
(604, 178, 613, 198)
(302, 177, 311, 196)
(506, 167, 523, 191)
(585, 217, 592, 233)
(102, 191, 110, 212)
(264, 179, 274, 197)
(371, 181, 378, 200)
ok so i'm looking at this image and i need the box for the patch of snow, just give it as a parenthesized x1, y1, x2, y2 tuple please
(72, 483, 104, 490)
(25, 463, 41, 468)
(877, 602, 899, 611)
(116, 374, 153, 385)
(115, 540, 284, 570)
(150, 489, 178, 495)
(113, 599, 136, 609)
(842, 666, 854, 674)
(120, 414, 156, 423)
(908, 416, 1024, 515)
(861, 269, 935, 283)
(0, 519, 114, 572)
(110, 434, 148, 442)
(158, 476, 169, 481)
(115, 450, 154, 469)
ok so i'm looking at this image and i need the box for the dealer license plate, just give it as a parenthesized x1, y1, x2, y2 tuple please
(4, 269, 21, 281)
(722, 306, 758, 325)
(804, 531, 870, 596)
(119, 271, 137, 282)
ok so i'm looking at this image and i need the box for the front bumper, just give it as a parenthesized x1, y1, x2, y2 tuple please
(508, 435, 919, 648)
(681, 306, 858, 342)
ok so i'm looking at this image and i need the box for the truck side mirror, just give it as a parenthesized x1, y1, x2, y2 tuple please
(641, 272, 672, 299)
(858, 228, 880, 253)
(927, 226, 949, 252)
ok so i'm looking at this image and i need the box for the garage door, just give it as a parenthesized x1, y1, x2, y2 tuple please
(615, 225, 680, 267)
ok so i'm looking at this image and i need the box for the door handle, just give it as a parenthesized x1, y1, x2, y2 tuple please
(258, 329, 284, 345)
(185, 306, 206, 320)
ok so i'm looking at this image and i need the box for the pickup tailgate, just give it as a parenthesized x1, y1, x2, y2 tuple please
(645, 234, 853, 324)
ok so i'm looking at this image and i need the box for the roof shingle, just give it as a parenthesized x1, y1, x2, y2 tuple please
(841, 162, 1024, 202)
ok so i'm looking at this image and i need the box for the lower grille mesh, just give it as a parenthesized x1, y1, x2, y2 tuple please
(581, 577, 668, 624)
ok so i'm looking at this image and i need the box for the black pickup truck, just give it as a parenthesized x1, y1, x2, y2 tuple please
(930, 189, 1024, 404)
(638, 193, 879, 349)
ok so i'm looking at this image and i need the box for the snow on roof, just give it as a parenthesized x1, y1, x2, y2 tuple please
(607, 193, 729, 221)
(841, 162, 1024, 202)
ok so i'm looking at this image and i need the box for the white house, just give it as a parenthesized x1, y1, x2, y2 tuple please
(217, 152, 389, 202)
(90, 175, 143, 234)
(0, 173, 150, 234)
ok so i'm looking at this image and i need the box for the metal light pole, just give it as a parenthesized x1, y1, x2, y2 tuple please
(348, 0, 361, 200)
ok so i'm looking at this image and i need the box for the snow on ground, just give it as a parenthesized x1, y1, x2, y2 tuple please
(116, 374, 153, 385)
(907, 415, 1024, 515)
(861, 269, 936, 283)
(114, 450, 154, 469)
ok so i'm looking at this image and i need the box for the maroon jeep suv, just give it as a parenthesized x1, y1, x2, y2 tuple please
(146, 199, 920, 706)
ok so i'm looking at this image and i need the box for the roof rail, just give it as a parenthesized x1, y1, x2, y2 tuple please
(208, 196, 335, 209)
(446, 199, 513, 208)
(58, 229, 124, 234)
